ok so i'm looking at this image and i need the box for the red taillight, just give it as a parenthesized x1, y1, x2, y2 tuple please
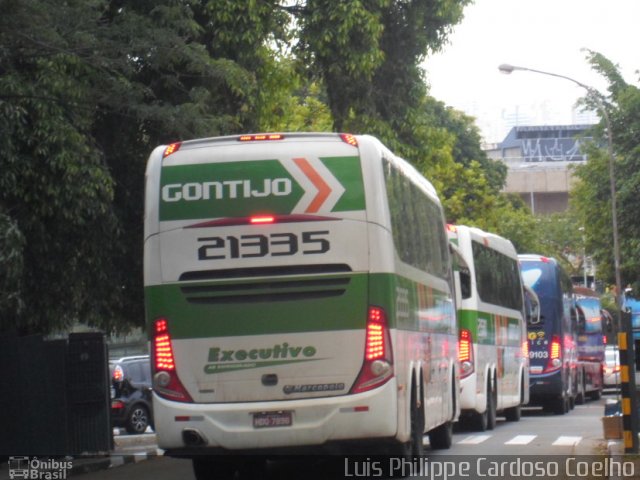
(152, 318, 193, 402)
(163, 142, 181, 157)
(544, 335, 563, 373)
(238, 134, 284, 142)
(350, 306, 393, 394)
(111, 400, 125, 410)
(340, 133, 358, 146)
(250, 215, 275, 225)
(112, 365, 124, 382)
(459, 328, 474, 378)
(459, 329, 472, 362)
(550, 336, 561, 359)
(365, 307, 385, 360)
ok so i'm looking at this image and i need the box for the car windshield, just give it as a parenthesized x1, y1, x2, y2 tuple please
(605, 348, 619, 363)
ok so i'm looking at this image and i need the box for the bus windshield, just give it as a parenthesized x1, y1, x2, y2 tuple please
(520, 259, 559, 326)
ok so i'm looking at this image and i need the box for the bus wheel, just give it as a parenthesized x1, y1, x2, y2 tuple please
(549, 395, 569, 415)
(504, 403, 521, 422)
(575, 377, 586, 405)
(486, 381, 497, 430)
(471, 406, 488, 431)
(428, 421, 452, 450)
(589, 388, 602, 401)
(193, 458, 236, 480)
(405, 384, 426, 457)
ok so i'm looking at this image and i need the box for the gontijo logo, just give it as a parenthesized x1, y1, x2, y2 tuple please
(159, 156, 363, 221)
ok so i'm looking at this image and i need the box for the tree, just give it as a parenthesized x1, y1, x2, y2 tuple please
(0, 0, 513, 335)
(571, 50, 640, 292)
(0, 0, 266, 334)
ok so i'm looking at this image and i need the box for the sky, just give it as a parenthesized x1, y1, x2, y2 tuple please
(424, 0, 640, 144)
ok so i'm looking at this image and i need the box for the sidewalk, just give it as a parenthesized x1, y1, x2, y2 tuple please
(606, 436, 640, 480)
(71, 433, 162, 476)
(0, 433, 161, 480)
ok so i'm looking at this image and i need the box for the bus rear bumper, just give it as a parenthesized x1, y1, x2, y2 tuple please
(153, 379, 399, 454)
(459, 373, 485, 413)
(528, 370, 563, 404)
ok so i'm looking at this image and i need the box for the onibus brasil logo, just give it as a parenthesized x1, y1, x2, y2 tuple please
(8, 457, 72, 480)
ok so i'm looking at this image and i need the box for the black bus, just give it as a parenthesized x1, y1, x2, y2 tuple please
(519, 254, 578, 414)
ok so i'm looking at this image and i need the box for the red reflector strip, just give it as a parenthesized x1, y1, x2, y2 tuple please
(185, 214, 338, 229)
(238, 134, 284, 142)
(339, 406, 370, 413)
(175, 416, 190, 422)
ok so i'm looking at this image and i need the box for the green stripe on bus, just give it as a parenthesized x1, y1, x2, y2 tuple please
(158, 156, 365, 221)
(145, 272, 454, 339)
(457, 309, 522, 346)
(320, 156, 365, 212)
(145, 273, 369, 339)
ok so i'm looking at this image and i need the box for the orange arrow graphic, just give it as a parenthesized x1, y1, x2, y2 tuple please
(293, 157, 332, 213)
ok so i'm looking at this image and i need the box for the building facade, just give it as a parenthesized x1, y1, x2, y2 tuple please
(486, 124, 593, 214)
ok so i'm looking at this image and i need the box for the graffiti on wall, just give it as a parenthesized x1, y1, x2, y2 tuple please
(522, 138, 586, 162)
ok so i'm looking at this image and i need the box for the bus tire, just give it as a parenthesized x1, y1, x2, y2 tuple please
(486, 378, 497, 430)
(428, 377, 454, 450)
(575, 374, 586, 405)
(549, 395, 569, 415)
(428, 421, 452, 450)
(589, 388, 602, 401)
(504, 403, 521, 422)
(405, 381, 426, 457)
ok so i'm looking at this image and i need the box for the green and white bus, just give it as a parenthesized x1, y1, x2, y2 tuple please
(447, 225, 528, 431)
(144, 133, 459, 475)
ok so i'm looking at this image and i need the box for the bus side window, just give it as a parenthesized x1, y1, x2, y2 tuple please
(524, 285, 540, 325)
(570, 306, 580, 333)
(575, 306, 586, 334)
(459, 267, 471, 300)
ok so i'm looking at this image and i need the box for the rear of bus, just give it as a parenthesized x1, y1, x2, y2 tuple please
(144, 133, 399, 455)
(449, 226, 528, 426)
(519, 254, 576, 413)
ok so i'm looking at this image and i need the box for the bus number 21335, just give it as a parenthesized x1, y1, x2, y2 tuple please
(197, 231, 330, 260)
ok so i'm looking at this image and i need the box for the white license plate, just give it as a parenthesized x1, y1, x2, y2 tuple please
(252, 411, 292, 429)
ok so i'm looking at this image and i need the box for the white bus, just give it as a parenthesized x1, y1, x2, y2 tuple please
(144, 133, 459, 477)
(447, 225, 528, 431)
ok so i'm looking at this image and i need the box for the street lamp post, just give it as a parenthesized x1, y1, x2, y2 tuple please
(498, 63, 622, 306)
(499, 63, 637, 453)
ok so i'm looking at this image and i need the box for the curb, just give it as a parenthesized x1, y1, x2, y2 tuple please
(70, 447, 163, 476)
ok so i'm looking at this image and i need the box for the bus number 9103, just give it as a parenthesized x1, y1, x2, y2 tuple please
(197, 231, 330, 260)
